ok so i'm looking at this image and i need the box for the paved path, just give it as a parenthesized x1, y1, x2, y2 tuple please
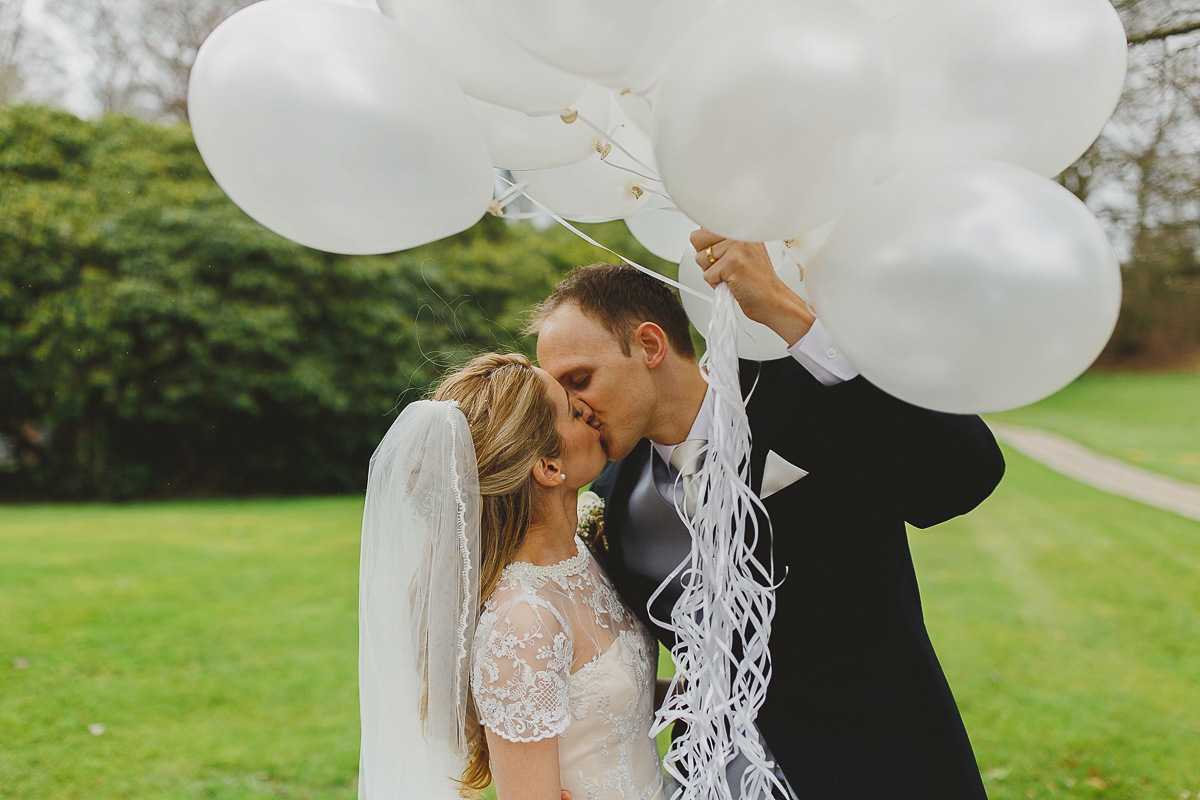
(989, 423, 1200, 523)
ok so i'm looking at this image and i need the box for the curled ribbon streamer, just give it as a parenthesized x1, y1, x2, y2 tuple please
(650, 284, 783, 800)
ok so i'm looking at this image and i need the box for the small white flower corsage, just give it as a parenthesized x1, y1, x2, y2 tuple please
(576, 490, 607, 551)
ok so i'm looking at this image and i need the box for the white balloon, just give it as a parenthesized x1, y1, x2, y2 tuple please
(481, 0, 703, 89)
(377, 0, 584, 114)
(514, 103, 655, 222)
(188, 0, 493, 255)
(627, 200, 835, 268)
(782, 221, 836, 269)
(654, 0, 898, 242)
(679, 242, 810, 361)
(613, 87, 656, 136)
(467, 85, 611, 171)
(849, 0, 922, 22)
(806, 161, 1122, 413)
(883, 0, 1128, 178)
(625, 199, 697, 263)
(606, 96, 659, 177)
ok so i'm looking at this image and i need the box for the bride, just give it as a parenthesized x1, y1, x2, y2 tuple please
(358, 353, 669, 800)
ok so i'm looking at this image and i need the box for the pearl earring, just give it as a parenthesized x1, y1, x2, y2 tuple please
(560, 474, 567, 483)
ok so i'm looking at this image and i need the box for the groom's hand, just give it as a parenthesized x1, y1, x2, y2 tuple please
(691, 229, 816, 348)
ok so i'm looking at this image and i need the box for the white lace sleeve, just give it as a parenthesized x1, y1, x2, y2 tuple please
(471, 594, 574, 743)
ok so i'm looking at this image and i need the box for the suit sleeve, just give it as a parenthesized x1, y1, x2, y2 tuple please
(747, 358, 1005, 529)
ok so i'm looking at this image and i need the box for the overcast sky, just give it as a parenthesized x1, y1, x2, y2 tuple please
(21, 0, 96, 116)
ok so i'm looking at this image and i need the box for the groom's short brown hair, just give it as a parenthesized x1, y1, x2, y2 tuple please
(527, 263, 696, 359)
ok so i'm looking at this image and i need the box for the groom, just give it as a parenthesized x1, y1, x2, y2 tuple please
(530, 231, 1005, 799)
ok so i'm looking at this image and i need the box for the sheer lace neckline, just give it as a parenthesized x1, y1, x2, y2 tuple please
(502, 535, 589, 582)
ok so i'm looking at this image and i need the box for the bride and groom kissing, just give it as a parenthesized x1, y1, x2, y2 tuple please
(357, 233, 1006, 800)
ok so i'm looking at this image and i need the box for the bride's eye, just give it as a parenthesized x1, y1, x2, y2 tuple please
(573, 406, 584, 420)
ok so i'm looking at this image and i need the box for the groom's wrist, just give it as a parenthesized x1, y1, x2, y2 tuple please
(760, 293, 817, 349)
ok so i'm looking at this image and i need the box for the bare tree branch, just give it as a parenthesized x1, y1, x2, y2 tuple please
(1128, 18, 1200, 44)
(48, 0, 146, 113)
(0, 0, 27, 104)
(48, 0, 249, 119)
(137, 0, 248, 119)
(0, 0, 65, 106)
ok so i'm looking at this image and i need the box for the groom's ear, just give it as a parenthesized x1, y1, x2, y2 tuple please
(634, 322, 669, 370)
(531, 456, 565, 489)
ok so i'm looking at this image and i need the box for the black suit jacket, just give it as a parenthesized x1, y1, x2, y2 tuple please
(590, 357, 1005, 800)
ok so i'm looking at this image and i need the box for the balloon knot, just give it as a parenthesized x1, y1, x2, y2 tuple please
(782, 237, 799, 248)
(597, 141, 612, 159)
(631, 185, 644, 199)
(487, 200, 505, 217)
(560, 108, 579, 124)
(619, 88, 632, 96)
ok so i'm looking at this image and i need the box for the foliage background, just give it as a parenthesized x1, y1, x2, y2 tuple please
(0, 105, 667, 500)
(5, 0, 1200, 498)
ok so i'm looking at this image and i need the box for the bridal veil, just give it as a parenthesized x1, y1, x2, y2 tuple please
(358, 400, 481, 800)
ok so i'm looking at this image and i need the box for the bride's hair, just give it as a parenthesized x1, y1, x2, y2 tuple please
(431, 351, 563, 793)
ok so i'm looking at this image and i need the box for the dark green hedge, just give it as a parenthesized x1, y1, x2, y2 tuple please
(0, 105, 667, 499)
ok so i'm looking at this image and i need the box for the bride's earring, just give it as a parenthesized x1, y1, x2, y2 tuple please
(560, 474, 567, 483)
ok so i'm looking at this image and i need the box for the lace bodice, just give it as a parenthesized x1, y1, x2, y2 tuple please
(472, 536, 668, 800)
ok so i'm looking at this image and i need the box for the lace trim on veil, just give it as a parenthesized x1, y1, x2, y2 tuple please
(446, 399, 474, 697)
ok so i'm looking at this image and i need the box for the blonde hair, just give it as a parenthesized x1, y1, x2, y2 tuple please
(431, 352, 563, 793)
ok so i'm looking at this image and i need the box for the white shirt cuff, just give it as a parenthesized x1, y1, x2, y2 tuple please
(787, 319, 859, 387)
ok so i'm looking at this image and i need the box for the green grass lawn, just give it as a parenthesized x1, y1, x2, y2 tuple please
(3, 446, 1199, 798)
(990, 372, 1200, 485)
(912, 450, 1200, 799)
(0, 499, 362, 799)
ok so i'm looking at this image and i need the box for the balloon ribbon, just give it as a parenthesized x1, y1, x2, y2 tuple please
(651, 285, 783, 800)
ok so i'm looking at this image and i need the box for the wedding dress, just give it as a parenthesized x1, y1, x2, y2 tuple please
(473, 535, 669, 800)
(358, 401, 668, 800)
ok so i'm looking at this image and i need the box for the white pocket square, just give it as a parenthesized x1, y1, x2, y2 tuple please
(761, 450, 808, 499)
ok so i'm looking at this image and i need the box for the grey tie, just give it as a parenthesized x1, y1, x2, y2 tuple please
(668, 439, 707, 517)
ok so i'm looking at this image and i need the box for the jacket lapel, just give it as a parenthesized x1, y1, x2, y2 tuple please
(588, 439, 651, 584)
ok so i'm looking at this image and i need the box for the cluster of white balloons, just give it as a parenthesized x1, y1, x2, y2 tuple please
(188, 0, 1128, 412)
